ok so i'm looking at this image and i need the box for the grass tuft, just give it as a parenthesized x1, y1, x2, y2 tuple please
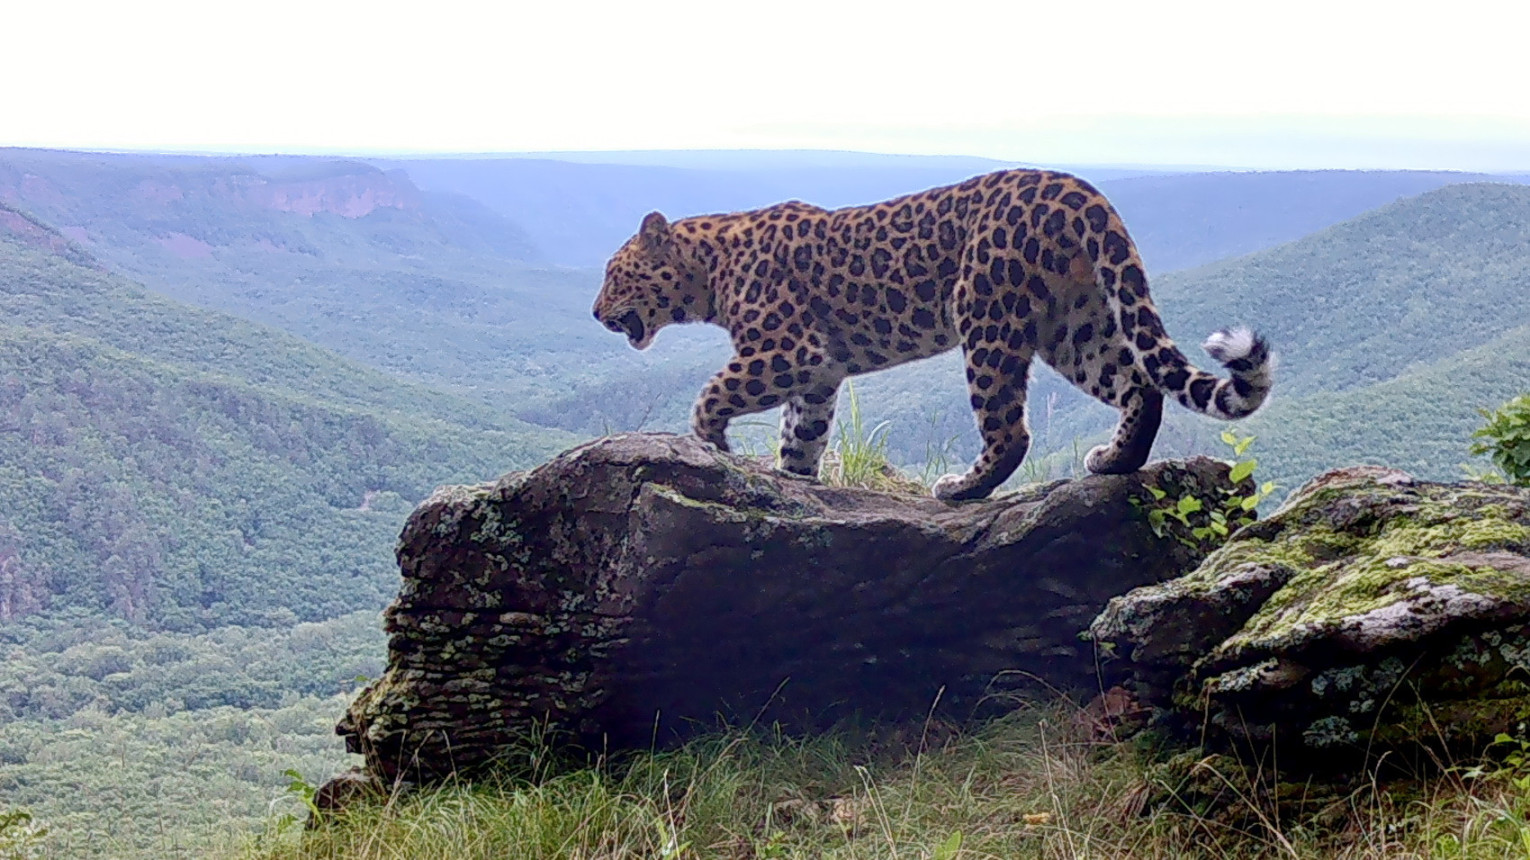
(238, 702, 1530, 860)
(820, 382, 928, 495)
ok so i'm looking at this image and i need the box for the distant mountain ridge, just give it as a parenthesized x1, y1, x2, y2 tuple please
(0, 148, 542, 262)
(368, 156, 1017, 269)
(373, 153, 1522, 271)
(479, 149, 1019, 171)
(0, 148, 608, 406)
(1097, 168, 1516, 272)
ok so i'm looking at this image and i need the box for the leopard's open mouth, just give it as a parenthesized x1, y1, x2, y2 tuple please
(603, 309, 647, 348)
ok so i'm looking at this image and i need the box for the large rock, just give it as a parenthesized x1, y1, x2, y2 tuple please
(1091, 466, 1530, 768)
(337, 433, 1233, 783)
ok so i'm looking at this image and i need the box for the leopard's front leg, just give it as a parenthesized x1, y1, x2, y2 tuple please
(690, 357, 794, 453)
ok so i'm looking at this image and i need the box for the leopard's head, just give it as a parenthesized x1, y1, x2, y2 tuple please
(593, 211, 711, 351)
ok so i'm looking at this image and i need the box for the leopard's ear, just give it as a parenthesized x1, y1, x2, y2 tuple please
(639, 211, 671, 252)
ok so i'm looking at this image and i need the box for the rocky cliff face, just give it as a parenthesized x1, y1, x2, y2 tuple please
(1092, 465, 1530, 769)
(216, 164, 421, 219)
(0, 158, 420, 222)
(337, 434, 1234, 784)
(0, 151, 544, 264)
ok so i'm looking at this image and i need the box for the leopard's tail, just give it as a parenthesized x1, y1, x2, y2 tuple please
(1176, 325, 1275, 419)
(1127, 303, 1273, 419)
(1085, 219, 1273, 420)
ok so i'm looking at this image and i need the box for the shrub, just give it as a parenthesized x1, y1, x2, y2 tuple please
(1471, 394, 1530, 487)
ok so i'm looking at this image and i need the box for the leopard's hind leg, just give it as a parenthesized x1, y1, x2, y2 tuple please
(1037, 259, 1165, 475)
(1084, 383, 1163, 474)
(932, 342, 1036, 502)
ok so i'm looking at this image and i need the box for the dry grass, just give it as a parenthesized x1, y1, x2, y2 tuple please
(237, 702, 1530, 860)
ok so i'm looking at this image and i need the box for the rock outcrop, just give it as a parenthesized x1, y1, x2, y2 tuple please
(1091, 466, 1530, 770)
(338, 434, 1234, 783)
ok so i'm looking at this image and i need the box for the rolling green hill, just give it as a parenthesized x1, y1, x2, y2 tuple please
(0, 227, 576, 630)
(0, 202, 543, 427)
(0, 213, 588, 856)
(1235, 323, 1530, 489)
(1153, 182, 1530, 396)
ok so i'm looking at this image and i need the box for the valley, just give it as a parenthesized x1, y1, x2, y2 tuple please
(1, 146, 1527, 856)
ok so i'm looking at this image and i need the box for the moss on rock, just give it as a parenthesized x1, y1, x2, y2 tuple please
(1214, 474, 1530, 661)
(1091, 465, 1530, 772)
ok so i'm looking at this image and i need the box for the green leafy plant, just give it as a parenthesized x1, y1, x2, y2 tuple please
(281, 769, 320, 812)
(1463, 732, 1530, 790)
(1471, 394, 1530, 487)
(932, 829, 964, 859)
(259, 768, 322, 838)
(1140, 429, 1278, 551)
(0, 810, 48, 860)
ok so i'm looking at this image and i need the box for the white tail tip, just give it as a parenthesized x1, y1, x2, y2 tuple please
(1202, 327, 1255, 363)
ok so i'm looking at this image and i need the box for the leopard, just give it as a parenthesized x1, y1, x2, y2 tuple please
(593, 168, 1273, 501)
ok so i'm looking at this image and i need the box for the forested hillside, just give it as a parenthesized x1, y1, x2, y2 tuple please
(0, 209, 579, 855)
(1236, 322, 1530, 486)
(1154, 182, 1530, 396)
(0, 230, 574, 629)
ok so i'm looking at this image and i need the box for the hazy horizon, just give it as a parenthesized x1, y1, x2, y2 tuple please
(4, 0, 1528, 172)
(5, 143, 1529, 178)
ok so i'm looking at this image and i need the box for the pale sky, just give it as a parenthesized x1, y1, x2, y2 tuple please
(4, 0, 1530, 170)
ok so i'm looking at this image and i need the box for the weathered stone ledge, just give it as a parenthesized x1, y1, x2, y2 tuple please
(337, 433, 1233, 783)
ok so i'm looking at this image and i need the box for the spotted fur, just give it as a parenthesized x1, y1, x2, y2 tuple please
(593, 169, 1273, 501)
